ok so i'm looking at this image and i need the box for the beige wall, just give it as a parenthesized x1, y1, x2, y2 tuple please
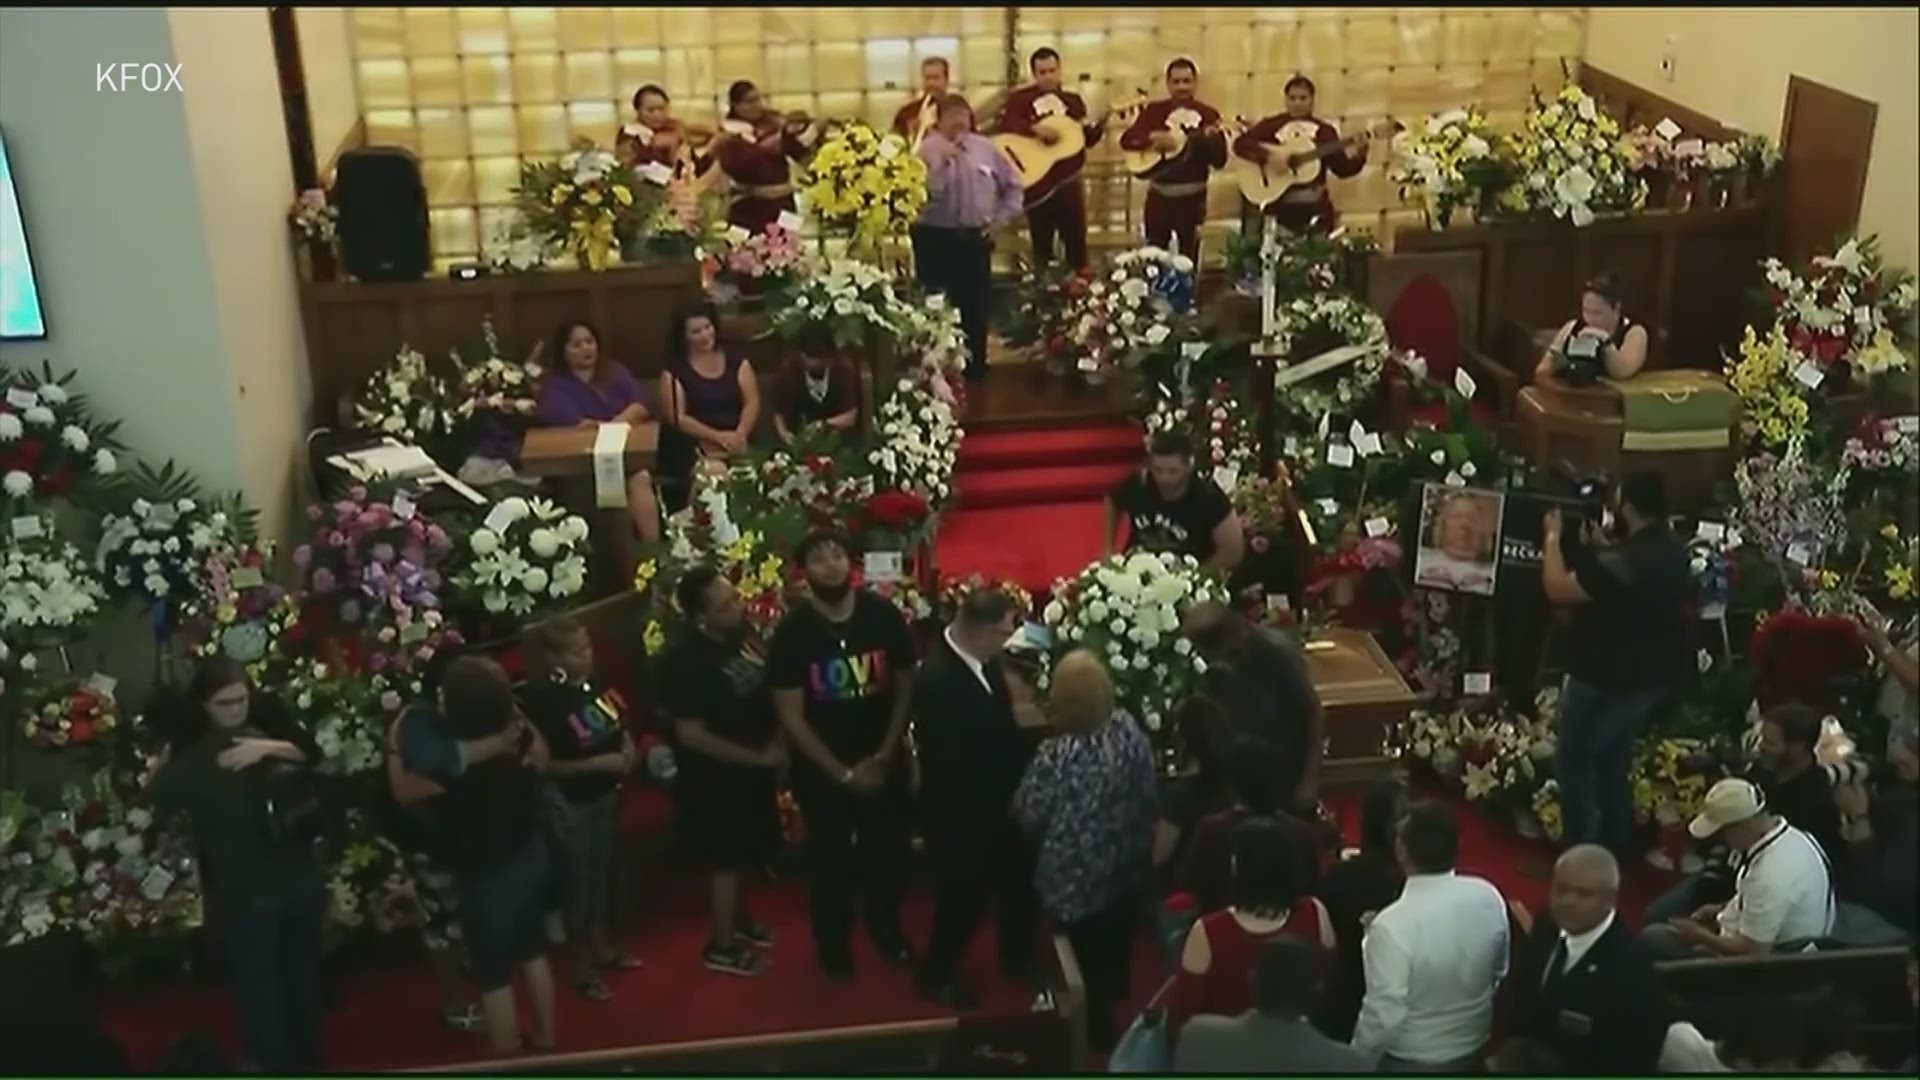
(295, 6, 359, 177)
(1584, 6, 1920, 273)
(169, 8, 311, 543)
(0, 7, 311, 543)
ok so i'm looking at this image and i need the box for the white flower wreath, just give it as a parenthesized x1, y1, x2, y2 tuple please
(1269, 294, 1389, 420)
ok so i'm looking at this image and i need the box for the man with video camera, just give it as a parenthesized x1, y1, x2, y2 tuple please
(1540, 471, 1690, 856)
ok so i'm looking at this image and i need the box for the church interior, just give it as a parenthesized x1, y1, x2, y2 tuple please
(0, 5, 1916, 1073)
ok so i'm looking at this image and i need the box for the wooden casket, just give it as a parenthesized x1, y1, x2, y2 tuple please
(1303, 628, 1417, 789)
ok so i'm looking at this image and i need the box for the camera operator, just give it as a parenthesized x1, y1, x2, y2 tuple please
(1540, 471, 1689, 855)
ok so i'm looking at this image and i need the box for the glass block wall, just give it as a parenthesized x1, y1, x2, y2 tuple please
(342, 7, 1586, 268)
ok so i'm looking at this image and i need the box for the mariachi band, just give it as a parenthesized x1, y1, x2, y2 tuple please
(611, 48, 1380, 267)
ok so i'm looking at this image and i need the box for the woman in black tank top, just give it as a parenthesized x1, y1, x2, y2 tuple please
(1535, 272, 1650, 384)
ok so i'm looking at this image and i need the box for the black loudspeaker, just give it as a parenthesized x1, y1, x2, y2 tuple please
(335, 146, 431, 283)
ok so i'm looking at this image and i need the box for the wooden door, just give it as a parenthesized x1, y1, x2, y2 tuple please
(1779, 75, 1878, 264)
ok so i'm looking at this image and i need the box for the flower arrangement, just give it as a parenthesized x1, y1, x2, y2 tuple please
(1232, 470, 1293, 539)
(1724, 324, 1814, 453)
(1065, 246, 1197, 381)
(1, 770, 203, 952)
(1732, 132, 1779, 182)
(354, 345, 458, 446)
(23, 680, 117, 750)
(324, 811, 427, 939)
(1492, 84, 1643, 227)
(1631, 736, 1715, 827)
(1733, 445, 1849, 584)
(451, 496, 591, 619)
(769, 258, 903, 351)
(799, 122, 929, 256)
(1039, 551, 1229, 734)
(1839, 414, 1919, 478)
(1222, 227, 1378, 297)
(1003, 264, 1097, 375)
(1459, 712, 1554, 815)
(890, 293, 970, 388)
(937, 574, 1034, 621)
(293, 485, 460, 675)
(288, 188, 338, 243)
(1531, 780, 1565, 842)
(701, 222, 810, 303)
(1759, 236, 1917, 381)
(1748, 608, 1867, 712)
(285, 661, 388, 778)
(1268, 294, 1389, 420)
(2, 520, 105, 650)
(1388, 107, 1505, 227)
(0, 362, 123, 505)
(850, 488, 933, 549)
(95, 465, 253, 630)
(451, 319, 541, 425)
(183, 544, 297, 667)
(868, 377, 961, 508)
(635, 527, 790, 654)
(512, 140, 643, 271)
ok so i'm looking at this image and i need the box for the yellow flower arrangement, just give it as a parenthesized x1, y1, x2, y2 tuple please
(800, 122, 929, 258)
(513, 140, 646, 271)
(1494, 84, 1644, 226)
(1531, 780, 1564, 842)
(1631, 737, 1712, 827)
(1725, 324, 1812, 453)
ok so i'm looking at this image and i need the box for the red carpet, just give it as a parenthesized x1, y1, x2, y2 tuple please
(939, 421, 1138, 595)
(99, 792, 1673, 1071)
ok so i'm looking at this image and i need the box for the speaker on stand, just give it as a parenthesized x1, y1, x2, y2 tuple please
(334, 146, 431, 283)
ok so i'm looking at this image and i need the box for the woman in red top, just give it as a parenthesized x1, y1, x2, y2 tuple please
(714, 80, 818, 233)
(1168, 816, 1335, 1032)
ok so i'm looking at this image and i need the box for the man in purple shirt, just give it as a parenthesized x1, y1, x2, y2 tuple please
(915, 94, 1024, 382)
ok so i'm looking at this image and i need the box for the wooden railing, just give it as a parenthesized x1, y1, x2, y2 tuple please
(298, 262, 703, 427)
(1394, 204, 1770, 374)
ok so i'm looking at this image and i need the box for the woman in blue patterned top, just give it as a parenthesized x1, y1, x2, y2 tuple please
(1014, 649, 1158, 1051)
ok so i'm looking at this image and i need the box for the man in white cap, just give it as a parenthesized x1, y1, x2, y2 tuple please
(1641, 777, 1834, 959)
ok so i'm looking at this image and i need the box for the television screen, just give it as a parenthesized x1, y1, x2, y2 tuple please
(0, 128, 48, 340)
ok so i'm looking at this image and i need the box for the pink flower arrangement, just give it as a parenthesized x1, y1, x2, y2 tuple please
(702, 224, 808, 302)
(292, 486, 462, 675)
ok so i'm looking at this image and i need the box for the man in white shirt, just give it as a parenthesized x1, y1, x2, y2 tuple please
(1352, 800, 1510, 1070)
(1642, 777, 1834, 959)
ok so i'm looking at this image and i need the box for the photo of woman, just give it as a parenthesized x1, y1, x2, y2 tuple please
(1413, 485, 1505, 596)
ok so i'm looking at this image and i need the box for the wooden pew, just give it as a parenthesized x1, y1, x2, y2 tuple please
(415, 944, 1080, 1073)
(1654, 946, 1913, 1067)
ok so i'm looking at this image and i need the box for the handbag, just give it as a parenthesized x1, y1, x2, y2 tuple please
(1107, 976, 1177, 1073)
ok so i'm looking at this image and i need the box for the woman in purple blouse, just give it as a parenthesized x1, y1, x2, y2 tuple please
(658, 303, 760, 485)
(1014, 649, 1158, 1052)
(534, 319, 661, 543)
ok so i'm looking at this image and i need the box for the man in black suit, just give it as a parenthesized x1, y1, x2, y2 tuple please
(1512, 844, 1669, 1073)
(912, 589, 1039, 1008)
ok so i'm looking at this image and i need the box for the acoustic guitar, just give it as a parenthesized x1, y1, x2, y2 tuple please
(991, 90, 1145, 192)
(1228, 117, 1399, 208)
(1120, 113, 1249, 180)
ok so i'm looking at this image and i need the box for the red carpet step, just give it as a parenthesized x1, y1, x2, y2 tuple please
(956, 424, 1143, 473)
(940, 419, 1139, 594)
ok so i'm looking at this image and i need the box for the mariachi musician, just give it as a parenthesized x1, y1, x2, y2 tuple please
(1232, 74, 1368, 236)
(615, 83, 711, 176)
(993, 47, 1105, 271)
(1118, 58, 1228, 264)
(891, 57, 953, 144)
(714, 80, 819, 233)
